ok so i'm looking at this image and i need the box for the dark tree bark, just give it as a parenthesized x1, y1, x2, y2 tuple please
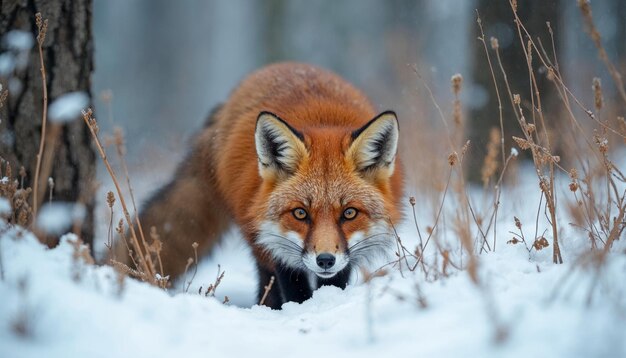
(0, 0, 96, 247)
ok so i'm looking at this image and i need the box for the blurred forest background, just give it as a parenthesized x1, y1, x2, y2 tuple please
(2, 2, 626, 353)
(92, 0, 626, 188)
(2, 0, 625, 247)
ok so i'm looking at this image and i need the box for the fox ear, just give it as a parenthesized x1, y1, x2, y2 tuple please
(348, 111, 399, 178)
(255, 112, 307, 179)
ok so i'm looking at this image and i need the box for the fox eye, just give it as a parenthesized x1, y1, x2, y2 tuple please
(292, 208, 308, 220)
(343, 207, 358, 220)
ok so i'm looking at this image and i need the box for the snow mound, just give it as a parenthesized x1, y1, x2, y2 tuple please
(0, 222, 624, 357)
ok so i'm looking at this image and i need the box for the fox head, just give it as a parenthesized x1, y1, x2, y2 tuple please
(253, 110, 401, 279)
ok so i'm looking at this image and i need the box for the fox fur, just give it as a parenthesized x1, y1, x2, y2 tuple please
(114, 62, 403, 308)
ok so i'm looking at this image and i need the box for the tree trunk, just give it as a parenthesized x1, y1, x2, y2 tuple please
(0, 0, 96, 248)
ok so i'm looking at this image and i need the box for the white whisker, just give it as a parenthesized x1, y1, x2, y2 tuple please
(256, 221, 305, 269)
(348, 221, 395, 268)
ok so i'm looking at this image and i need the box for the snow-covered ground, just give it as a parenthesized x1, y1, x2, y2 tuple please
(1, 171, 626, 357)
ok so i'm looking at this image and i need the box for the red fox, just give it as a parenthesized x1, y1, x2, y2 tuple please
(122, 62, 403, 308)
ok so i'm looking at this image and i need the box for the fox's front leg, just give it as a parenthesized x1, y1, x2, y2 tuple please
(273, 265, 313, 304)
(256, 263, 313, 308)
(256, 264, 284, 309)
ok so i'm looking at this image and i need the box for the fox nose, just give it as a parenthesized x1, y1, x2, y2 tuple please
(316, 253, 336, 270)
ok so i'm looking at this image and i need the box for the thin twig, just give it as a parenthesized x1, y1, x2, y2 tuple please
(578, 0, 626, 104)
(509, 1, 562, 263)
(410, 64, 455, 152)
(259, 275, 275, 306)
(111, 128, 162, 276)
(184, 242, 199, 293)
(476, 10, 505, 165)
(81, 109, 156, 284)
(32, 13, 49, 221)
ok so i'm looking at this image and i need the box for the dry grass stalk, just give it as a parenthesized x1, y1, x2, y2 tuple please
(510, 1, 624, 267)
(377, 165, 455, 278)
(183, 242, 199, 293)
(479, 148, 518, 252)
(181, 257, 193, 291)
(259, 275, 275, 306)
(410, 64, 455, 151)
(618, 117, 626, 143)
(448, 69, 487, 261)
(411, 64, 491, 278)
(68, 235, 95, 281)
(115, 218, 138, 269)
(81, 109, 157, 285)
(415, 202, 444, 275)
(199, 264, 226, 298)
(1, 162, 33, 227)
(409, 66, 479, 280)
(591, 132, 626, 256)
(390, 217, 433, 278)
(578, 0, 626, 105)
(510, 3, 625, 142)
(553, 63, 626, 255)
(112, 264, 127, 297)
(481, 128, 500, 187)
(18, 167, 26, 189)
(409, 197, 427, 274)
(509, 2, 563, 264)
(475, 13, 529, 253)
(451, 73, 464, 145)
(110, 127, 157, 274)
(149, 226, 164, 276)
(601, 199, 625, 256)
(477, 11, 506, 164)
(99, 97, 167, 284)
(455, 140, 495, 257)
(507, 216, 550, 258)
(35, 120, 65, 220)
(31, 12, 49, 222)
(592, 77, 603, 112)
(47, 177, 54, 203)
(450, 145, 480, 282)
(572, 167, 606, 249)
(448, 152, 458, 166)
(456, 141, 497, 258)
(105, 191, 115, 251)
(110, 259, 148, 281)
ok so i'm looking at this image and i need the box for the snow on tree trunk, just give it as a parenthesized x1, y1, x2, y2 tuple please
(0, 0, 96, 248)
